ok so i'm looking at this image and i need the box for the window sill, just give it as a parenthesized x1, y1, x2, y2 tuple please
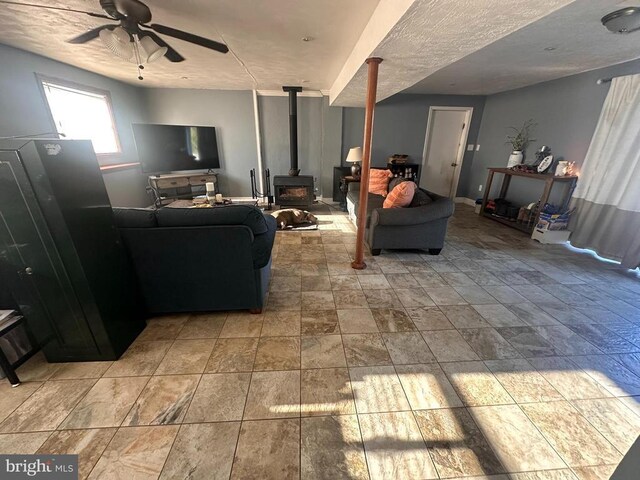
(99, 162, 140, 173)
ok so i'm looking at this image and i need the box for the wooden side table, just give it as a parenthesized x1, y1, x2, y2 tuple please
(339, 176, 359, 212)
(480, 167, 578, 234)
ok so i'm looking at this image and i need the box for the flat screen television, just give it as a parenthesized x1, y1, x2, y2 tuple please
(132, 123, 220, 173)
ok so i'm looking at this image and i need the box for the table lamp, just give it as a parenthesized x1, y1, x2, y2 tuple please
(346, 147, 363, 179)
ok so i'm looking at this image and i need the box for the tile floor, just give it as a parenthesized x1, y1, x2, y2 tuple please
(1, 205, 639, 479)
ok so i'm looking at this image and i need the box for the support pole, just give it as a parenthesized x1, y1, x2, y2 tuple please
(351, 57, 382, 270)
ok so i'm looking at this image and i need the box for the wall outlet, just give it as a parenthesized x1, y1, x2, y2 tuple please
(467, 144, 474, 151)
(478, 184, 483, 192)
(475, 144, 481, 151)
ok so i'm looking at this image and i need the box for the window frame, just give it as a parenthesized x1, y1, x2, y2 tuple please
(36, 74, 123, 160)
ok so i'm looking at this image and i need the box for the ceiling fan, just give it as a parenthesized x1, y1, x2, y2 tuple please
(1, 0, 229, 79)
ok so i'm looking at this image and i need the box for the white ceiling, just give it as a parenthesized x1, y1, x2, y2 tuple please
(0, 0, 380, 90)
(1, 0, 639, 103)
(403, 0, 640, 95)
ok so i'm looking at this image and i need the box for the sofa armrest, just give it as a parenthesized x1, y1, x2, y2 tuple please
(370, 198, 454, 227)
(252, 214, 277, 269)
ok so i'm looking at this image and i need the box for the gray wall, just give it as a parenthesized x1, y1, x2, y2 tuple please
(0, 44, 150, 207)
(465, 58, 640, 204)
(258, 95, 343, 199)
(258, 96, 322, 194)
(143, 88, 258, 197)
(0, 43, 341, 204)
(320, 96, 344, 199)
(341, 93, 486, 196)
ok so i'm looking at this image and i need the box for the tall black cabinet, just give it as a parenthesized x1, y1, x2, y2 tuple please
(0, 139, 144, 362)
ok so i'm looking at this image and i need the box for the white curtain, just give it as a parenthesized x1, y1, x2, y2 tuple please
(570, 74, 640, 269)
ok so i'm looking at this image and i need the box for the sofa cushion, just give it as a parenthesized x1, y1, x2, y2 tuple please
(369, 169, 393, 197)
(384, 181, 416, 208)
(112, 207, 157, 228)
(156, 205, 269, 235)
(410, 188, 434, 207)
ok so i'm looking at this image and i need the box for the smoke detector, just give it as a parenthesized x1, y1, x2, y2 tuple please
(601, 7, 640, 33)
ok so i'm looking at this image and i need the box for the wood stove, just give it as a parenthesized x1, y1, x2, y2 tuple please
(273, 86, 314, 207)
(273, 175, 314, 206)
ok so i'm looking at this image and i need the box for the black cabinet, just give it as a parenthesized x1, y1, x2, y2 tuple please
(387, 162, 420, 182)
(0, 139, 144, 362)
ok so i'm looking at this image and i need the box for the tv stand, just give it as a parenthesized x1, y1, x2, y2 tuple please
(148, 172, 218, 207)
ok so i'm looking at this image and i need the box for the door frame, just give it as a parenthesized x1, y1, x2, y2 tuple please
(421, 106, 474, 198)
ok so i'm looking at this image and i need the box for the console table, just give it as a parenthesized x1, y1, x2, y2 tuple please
(480, 167, 578, 233)
(148, 172, 218, 207)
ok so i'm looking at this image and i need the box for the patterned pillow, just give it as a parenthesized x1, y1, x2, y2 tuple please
(369, 169, 393, 197)
(383, 181, 417, 208)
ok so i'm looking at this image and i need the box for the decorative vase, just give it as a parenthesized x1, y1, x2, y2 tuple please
(507, 150, 523, 168)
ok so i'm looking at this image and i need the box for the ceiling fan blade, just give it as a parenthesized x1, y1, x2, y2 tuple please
(114, 0, 151, 23)
(140, 31, 185, 62)
(148, 23, 229, 53)
(0, 0, 113, 19)
(67, 25, 114, 44)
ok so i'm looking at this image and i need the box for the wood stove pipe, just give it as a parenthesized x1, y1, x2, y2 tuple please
(282, 86, 302, 176)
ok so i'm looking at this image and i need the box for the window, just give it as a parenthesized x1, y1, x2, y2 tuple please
(40, 77, 121, 156)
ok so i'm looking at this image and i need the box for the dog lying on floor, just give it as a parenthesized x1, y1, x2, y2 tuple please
(270, 208, 318, 230)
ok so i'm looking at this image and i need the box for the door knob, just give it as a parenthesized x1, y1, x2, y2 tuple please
(24, 267, 33, 275)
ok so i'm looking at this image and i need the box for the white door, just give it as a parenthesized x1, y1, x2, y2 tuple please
(420, 108, 472, 197)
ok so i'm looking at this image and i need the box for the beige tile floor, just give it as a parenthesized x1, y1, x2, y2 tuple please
(1, 204, 640, 479)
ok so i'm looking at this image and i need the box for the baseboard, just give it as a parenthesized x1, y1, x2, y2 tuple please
(454, 197, 476, 207)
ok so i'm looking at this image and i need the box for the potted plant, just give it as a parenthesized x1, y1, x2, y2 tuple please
(506, 119, 536, 168)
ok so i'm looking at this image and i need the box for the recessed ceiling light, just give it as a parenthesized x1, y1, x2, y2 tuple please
(301, 79, 309, 83)
(544, 46, 556, 51)
(181, 76, 189, 80)
(302, 36, 313, 42)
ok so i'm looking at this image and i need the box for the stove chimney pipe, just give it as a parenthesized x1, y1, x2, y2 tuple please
(283, 86, 302, 176)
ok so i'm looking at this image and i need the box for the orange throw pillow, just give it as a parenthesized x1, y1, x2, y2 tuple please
(369, 169, 393, 196)
(384, 181, 416, 208)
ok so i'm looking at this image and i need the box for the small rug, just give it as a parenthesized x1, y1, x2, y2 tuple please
(281, 224, 318, 231)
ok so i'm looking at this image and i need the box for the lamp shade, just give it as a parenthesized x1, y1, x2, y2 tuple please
(139, 35, 168, 63)
(345, 147, 362, 163)
(99, 26, 134, 61)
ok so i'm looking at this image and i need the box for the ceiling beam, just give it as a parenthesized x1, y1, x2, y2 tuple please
(329, 0, 578, 107)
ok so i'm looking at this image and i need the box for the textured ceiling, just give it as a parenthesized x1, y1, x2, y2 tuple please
(0, 0, 379, 90)
(330, 0, 578, 106)
(404, 0, 640, 95)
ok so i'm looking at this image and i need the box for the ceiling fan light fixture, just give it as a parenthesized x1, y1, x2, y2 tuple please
(99, 26, 134, 60)
(139, 35, 168, 63)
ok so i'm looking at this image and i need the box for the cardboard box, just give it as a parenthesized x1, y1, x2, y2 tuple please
(531, 228, 571, 244)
